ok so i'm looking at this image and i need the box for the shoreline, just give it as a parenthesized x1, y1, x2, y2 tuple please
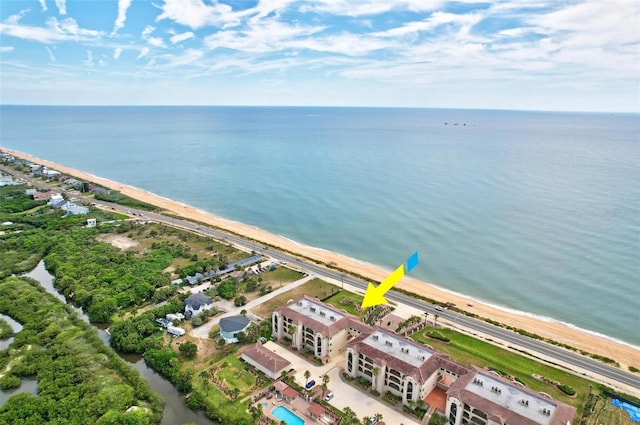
(4, 148, 639, 371)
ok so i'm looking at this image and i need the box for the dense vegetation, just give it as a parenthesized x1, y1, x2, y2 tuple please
(0, 277, 163, 424)
(0, 318, 12, 339)
(44, 227, 175, 322)
(0, 185, 45, 213)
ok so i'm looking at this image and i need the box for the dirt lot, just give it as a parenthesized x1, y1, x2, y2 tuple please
(96, 234, 139, 250)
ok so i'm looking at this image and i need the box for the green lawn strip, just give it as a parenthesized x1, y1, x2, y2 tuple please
(323, 291, 365, 318)
(412, 328, 592, 414)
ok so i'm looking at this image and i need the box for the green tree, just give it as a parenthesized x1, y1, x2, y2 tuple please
(321, 373, 330, 397)
(304, 370, 311, 386)
(178, 341, 198, 358)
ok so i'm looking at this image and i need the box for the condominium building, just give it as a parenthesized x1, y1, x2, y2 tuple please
(345, 328, 468, 405)
(271, 296, 576, 425)
(446, 370, 575, 425)
(272, 295, 371, 362)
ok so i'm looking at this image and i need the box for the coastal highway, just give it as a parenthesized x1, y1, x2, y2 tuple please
(95, 203, 640, 394)
(1, 162, 638, 394)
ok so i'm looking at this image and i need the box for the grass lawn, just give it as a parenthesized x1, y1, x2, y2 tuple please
(323, 290, 365, 318)
(190, 348, 271, 424)
(412, 327, 595, 415)
(251, 278, 339, 318)
(259, 267, 304, 285)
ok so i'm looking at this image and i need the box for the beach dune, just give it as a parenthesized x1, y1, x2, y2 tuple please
(4, 148, 639, 376)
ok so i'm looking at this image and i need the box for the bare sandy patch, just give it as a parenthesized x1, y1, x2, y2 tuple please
(96, 234, 139, 250)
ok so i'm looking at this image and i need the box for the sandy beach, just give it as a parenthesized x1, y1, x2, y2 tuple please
(5, 148, 639, 371)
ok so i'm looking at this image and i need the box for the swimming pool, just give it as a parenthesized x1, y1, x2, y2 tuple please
(272, 405, 305, 425)
(262, 402, 269, 409)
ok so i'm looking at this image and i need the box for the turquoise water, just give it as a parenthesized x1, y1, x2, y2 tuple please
(1, 106, 638, 346)
(272, 405, 305, 425)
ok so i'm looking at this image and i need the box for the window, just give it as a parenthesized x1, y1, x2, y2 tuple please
(449, 403, 457, 425)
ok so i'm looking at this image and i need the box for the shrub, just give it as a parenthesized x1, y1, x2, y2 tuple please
(558, 384, 576, 396)
(425, 330, 450, 342)
(0, 375, 21, 390)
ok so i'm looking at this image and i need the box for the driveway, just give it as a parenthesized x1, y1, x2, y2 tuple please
(190, 274, 315, 339)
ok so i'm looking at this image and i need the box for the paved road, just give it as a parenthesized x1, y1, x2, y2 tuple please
(2, 164, 639, 393)
(111, 203, 640, 393)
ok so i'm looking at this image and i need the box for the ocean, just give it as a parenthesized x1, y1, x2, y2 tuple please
(1, 105, 638, 346)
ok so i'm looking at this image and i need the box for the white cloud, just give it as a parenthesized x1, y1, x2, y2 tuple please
(0, 17, 102, 44)
(45, 45, 56, 61)
(137, 47, 150, 59)
(148, 37, 165, 48)
(38, 0, 48, 12)
(113, 47, 122, 60)
(0, 46, 15, 53)
(170, 31, 195, 44)
(83, 50, 94, 67)
(54, 0, 66, 15)
(204, 19, 325, 53)
(5, 9, 30, 25)
(112, 0, 132, 34)
(141, 25, 155, 37)
(156, 0, 252, 29)
(300, 0, 444, 16)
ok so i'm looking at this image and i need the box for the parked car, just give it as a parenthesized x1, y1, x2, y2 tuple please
(305, 380, 316, 389)
(323, 392, 333, 401)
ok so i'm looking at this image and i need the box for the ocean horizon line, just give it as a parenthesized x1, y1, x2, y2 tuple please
(1, 104, 637, 115)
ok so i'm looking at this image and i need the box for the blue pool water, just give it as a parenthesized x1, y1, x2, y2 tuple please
(262, 402, 269, 409)
(272, 405, 305, 425)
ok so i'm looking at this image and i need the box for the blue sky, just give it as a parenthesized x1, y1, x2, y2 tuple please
(1, 0, 638, 111)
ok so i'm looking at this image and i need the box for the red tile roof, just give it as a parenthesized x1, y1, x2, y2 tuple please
(241, 343, 291, 375)
(282, 386, 298, 400)
(307, 403, 327, 417)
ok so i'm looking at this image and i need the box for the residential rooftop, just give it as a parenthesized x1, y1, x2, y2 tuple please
(362, 329, 433, 368)
(287, 297, 345, 327)
(465, 372, 557, 425)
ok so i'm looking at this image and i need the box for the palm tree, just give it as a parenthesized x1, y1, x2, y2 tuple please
(374, 412, 383, 423)
(424, 311, 429, 326)
(434, 314, 439, 327)
(304, 370, 311, 386)
(343, 407, 357, 422)
(321, 373, 330, 397)
(372, 366, 380, 390)
(362, 416, 371, 425)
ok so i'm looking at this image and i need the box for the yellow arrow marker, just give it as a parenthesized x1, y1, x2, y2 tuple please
(361, 252, 418, 308)
(361, 264, 405, 308)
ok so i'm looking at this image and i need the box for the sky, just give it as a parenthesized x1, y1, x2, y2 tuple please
(0, 0, 638, 111)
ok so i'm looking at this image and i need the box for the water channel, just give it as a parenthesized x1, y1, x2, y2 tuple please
(0, 261, 215, 425)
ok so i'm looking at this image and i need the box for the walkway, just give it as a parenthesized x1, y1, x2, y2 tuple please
(190, 274, 315, 339)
